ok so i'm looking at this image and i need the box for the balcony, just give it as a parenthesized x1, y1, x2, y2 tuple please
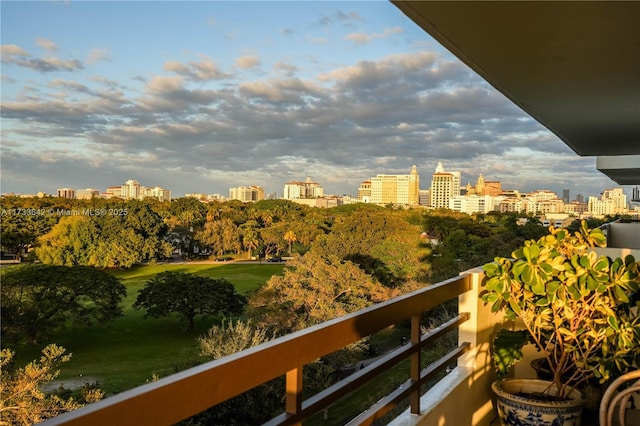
(42, 2, 639, 425)
(391, 1, 640, 187)
(39, 231, 640, 426)
(44, 268, 504, 426)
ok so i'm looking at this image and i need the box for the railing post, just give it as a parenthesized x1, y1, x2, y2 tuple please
(410, 313, 421, 415)
(457, 268, 501, 425)
(286, 366, 303, 425)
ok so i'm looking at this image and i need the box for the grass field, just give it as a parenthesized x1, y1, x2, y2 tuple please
(9, 261, 454, 423)
(11, 262, 285, 395)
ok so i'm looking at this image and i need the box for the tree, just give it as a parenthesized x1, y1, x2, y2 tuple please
(259, 222, 289, 258)
(247, 252, 384, 420)
(133, 272, 247, 330)
(34, 216, 97, 266)
(35, 201, 172, 268)
(249, 252, 398, 334)
(1, 265, 127, 344)
(0, 200, 58, 260)
(186, 320, 281, 425)
(195, 218, 241, 256)
(0, 344, 104, 425)
(239, 221, 260, 259)
(197, 319, 272, 360)
(312, 209, 428, 283)
(167, 197, 207, 230)
(283, 230, 297, 255)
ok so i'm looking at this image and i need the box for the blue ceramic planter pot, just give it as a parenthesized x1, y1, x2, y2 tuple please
(492, 379, 586, 426)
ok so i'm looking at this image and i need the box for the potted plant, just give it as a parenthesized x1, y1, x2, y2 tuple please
(482, 221, 640, 425)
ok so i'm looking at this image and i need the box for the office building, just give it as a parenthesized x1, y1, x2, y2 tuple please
(283, 177, 323, 199)
(449, 194, 495, 214)
(57, 188, 75, 199)
(430, 162, 461, 209)
(76, 188, 100, 199)
(588, 188, 627, 216)
(366, 165, 420, 205)
(357, 180, 372, 203)
(229, 186, 265, 203)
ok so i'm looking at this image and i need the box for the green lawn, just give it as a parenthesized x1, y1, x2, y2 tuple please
(11, 262, 284, 395)
(9, 261, 452, 422)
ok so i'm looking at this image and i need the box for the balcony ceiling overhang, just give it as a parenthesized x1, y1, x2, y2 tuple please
(392, 1, 640, 185)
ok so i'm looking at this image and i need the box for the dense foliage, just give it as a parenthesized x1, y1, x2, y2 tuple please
(187, 320, 282, 425)
(134, 272, 247, 330)
(1, 265, 126, 344)
(2, 194, 609, 423)
(483, 222, 640, 397)
(35, 201, 172, 268)
(3, 195, 603, 275)
(250, 252, 409, 334)
(0, 344, 103, 425)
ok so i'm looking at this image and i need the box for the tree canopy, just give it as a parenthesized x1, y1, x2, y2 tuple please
(35, 201, 172, 268)
(249, 252, 402, 334)
(133, 272, 247, 330)
(1, 265, 126, 344)
(311, 209, 429, 284)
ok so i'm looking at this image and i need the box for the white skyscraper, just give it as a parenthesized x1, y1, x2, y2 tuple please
(283, 177, 323, 199)
(588, 188, 627, 215)
(430, 162, 461, 209)
(367, 166, 420, 205)
(229, 186, 265, 202)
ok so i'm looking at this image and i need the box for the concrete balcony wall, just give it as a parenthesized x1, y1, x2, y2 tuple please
(605, 222, 640, 250)
(389, 268, 502, 426)
(594, 222, 640, 261)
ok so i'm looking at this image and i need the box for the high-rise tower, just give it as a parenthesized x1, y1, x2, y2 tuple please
(368, 166, 420, 205)
(430, 162, 460, 209)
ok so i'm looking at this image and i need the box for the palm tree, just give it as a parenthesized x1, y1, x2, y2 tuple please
(242, 230, 260, 259)
(284, 230, 297, 256)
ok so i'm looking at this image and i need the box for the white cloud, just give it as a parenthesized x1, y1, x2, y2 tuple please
(146, 75, 184, 94)
(377, 27, 404, 38)
(163, 56, 230, 81)
(236, 55, 260, 69)
(164, 61, 191, 75)
(345, 33, 370, 44)
(35, 37, 58, 51)
(1, 43, 83, 72)
(87, 48, 110, 65)
(345, 27, 404, 44)
(2, 45, 614, 198)
(1, 44, 30, 58)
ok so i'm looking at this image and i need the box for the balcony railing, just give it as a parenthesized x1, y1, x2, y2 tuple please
(44, 268, 500, 426)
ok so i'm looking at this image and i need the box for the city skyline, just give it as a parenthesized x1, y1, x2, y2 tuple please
(1, 1, 624, 199)
(5, 165, 626, 204)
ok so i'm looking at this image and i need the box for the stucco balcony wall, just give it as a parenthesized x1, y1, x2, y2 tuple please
(389, 269, 501, 426)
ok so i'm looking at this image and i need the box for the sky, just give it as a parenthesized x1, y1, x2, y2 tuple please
(0, 0, 623, 200)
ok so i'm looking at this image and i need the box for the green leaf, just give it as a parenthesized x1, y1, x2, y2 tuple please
(484, 293, 499, 303)
(522, 244, 540, 262)
(589, 228, 607, 247)
(531, 279, 546, 295)
(579, 255, 590, 268)
(509, 299, 523, 315)
(593, 256, 610, 272)
(607, 315, 619, 331)
(567, 285, 582, 300)
(535, 298, 550, 306)
(483, 262, 499, 276)
(613, 285, 630, 303)
(547, 281, 561, 294)
(492, 329, 531, 378)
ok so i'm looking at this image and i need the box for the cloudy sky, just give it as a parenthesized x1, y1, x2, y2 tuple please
(1, 1, 620, 199)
